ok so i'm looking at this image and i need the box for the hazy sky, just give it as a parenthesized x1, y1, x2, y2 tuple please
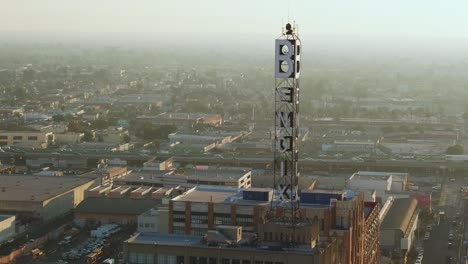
(1, 0, 468, 39)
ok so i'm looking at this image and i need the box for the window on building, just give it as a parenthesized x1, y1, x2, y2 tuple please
(177, 256, 185, 264)
(221, 259, 230, 264)
(209, 258, 217, 264)
(145, 223, 150, 228)
(167, 255, 176, 264)
(137, 253, 145, 264)
(173, 212, 186, 222)
(192, 228, 207, 236)
(173, 226, 185, 235)
(199, 257, 207, 264)
(129, 253, 138, 263)
(214, 214, 231, 225)
(158, 254, 176, 264)
(242, 261, 251, 264)
(146, 254, 154, 264)
(189, 256, 198, 264)
(254, 261, 263, 264)
(232, 260, 240, 264)
(0, 136, 7, 139)
(236, 215, 253, 226)
(28, 136, 38, 140)
(191, 214, 208, 224)
(139, 223, 144, 228)
(13, 136, 22, 140)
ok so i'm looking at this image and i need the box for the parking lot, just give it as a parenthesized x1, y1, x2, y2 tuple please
(16, 224, 135, 264)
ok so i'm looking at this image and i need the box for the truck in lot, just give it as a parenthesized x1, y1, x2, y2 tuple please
(439, 211, 446, 222)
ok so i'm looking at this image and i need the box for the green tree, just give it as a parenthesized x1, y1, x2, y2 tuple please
(446, 144, 464, 155)
(122, 134, 131, 143)
(52, 115, 65, 122)
(90, 119, 109, 130)
(67, 120, 82, 133)
(82, 131, 94, 142)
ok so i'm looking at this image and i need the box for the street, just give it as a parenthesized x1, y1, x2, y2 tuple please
(423, 177, 464, 264)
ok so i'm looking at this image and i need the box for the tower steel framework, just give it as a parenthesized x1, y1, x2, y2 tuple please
(273, 23, 301, 221)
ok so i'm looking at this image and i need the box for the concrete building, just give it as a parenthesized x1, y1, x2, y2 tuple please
(380, 198, 419, 256)
(114, 167, 252, 190)
(164, 186, 380, 264)
(80, 166, 129, 185)
(137, 208, 169, 234)
(0, 107, 23, 118)
(55, 132, 84, 144)
(0, 131, 54, 148)
(138, 112, 223, 127)
(25, 155, 88, 170)
(74, 197, 157, 226)
(142, 157, 173, 171)
(95, 127, 129, 144)
(364, 202, 381, 264)
(0, 175, 95, 221)
(0, 215, 16, 244)
(347, 171, 409, 200)
(124, 231, 338, 264)
(322, 141, 375, 154)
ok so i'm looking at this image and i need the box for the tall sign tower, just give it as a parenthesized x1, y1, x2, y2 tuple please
(274, 23, 301, 218)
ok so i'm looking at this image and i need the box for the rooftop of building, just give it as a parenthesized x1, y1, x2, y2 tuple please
(0, 175, 94, 202)
(172, 185, 240, 203)
(126, 232, 322, 255)
(172, 186, 357, 209)
(115, 168, 248, 186)
(75, 197, 158, 215)
(350, 171, 409, 181)
(0, 215, 15, 221)
(301, 189, 344, 195)
(185, 167, 251, 179)
(138, 112, 221, 120)
(381, 198, 418, 232)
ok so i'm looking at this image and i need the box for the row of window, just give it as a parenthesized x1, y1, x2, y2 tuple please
(139, 222, 155, 228)
(173, 212, 186, 222)
(192, 214, 208, 224)
(128, 253, 284, 264)
(173, 214, 253, 226)
(263, 232, 310, 243)
(0, 135, 38, 140)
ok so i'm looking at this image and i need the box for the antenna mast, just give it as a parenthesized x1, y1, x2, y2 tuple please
(272, 22, 301, 223)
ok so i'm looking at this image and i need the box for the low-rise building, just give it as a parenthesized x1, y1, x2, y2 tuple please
(55, 132, 84, 144)
(0, 175, 95, 221)
(380, 198, 419, 257)
(322, 140, 375, 154)
(137, 208, 169, 233)
(74, 197, 158, 226)
(142, 157, 173, 171)
(125, 220, 338, 264)
(0, 131, 54, 148)
(347, 171, 409, 200)
(114, 167, 252, 189)
(138, 112, 223, 127)
(0, 215, 16, 244)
